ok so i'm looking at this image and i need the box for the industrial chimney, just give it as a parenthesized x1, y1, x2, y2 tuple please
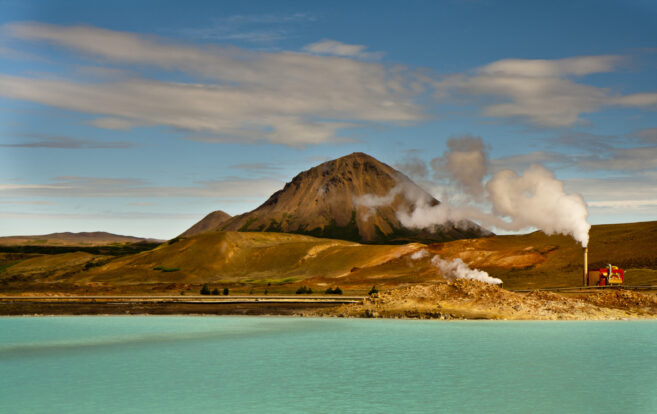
(583, 247, 588, 286)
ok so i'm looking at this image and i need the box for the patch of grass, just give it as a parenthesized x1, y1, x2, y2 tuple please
(153, 266, 179, 272)
(295, 210, 361, 242)
(239, 216, 258, 232)
(0, 242, 162, 257)
(265, 218, 283, 232)
(0, 261, 20, 273)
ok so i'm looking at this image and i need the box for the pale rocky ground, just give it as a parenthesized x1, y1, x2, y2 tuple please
(310, 280, 657, 320)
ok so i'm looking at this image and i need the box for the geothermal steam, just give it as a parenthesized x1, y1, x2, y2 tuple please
(358, 136, 591, 247)
(411, 249, 502, 285)
(431, 255, 503, 285)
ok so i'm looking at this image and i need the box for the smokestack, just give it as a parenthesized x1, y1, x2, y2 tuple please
(583, 247, 588, 286)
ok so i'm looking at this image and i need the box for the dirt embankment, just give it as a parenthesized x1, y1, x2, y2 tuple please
(311, 280, 657, 320)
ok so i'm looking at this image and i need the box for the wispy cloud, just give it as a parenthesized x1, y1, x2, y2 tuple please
(634, 127, 657, 143)
(3, 22, 657, 146)
(0, 176, 284, 199)
(437, 55, 657, 127)
(0, 200, 54, 205)
(303, 39, 384, 60)
(230, 162, 282, 174)
(178, 12, 316, 43)
(1, 133, 132, 149)
(2, 22, 425, 146)
(566, 171, 657, 205)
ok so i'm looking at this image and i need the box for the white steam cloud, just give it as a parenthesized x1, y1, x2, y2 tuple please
(485, 164, 590, 246)
(431, 136, 488, 200)
(410, 249, 429, 260)
(356, 136, 591, 246)
(431, 255, 502, 285)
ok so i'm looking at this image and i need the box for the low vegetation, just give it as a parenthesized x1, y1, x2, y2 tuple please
(0, 242, 161, 257)
(296, 286, 313, 294)
(153, 266, 180, 272)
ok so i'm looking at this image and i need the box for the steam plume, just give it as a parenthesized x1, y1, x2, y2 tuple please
(431, 255, 502, 285)
(410, 249, 429, 260)
(431, 136, 488, 200)
(356, 136, 591, 246)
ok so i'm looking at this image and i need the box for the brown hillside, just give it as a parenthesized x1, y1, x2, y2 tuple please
(0, 232, 162, 246)
(426, 221, 657, 289)
(2, 221, 656, 295)
(180, 210, 231, 237)
(70, 231, 431, 286)
(216, 152, 489, 243)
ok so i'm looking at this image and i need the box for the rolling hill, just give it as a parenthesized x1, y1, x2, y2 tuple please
(2, 221, 656, 294)
(0, 232, 163, 246)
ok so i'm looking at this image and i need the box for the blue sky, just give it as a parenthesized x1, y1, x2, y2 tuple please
(1, 0, 656, 239)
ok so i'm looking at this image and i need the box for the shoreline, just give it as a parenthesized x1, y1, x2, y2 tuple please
(3, 283, 657, 320)
(0, 299, 344, 316)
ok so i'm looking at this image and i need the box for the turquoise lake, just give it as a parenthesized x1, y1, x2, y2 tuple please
(1, 317, 656, 413)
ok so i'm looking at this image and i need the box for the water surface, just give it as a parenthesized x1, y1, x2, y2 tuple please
(1, 317, 655, 413)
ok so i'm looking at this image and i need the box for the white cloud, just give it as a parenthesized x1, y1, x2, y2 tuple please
(0, 133, 132, 148)
(0, 176, 284, 199)
(439, 55, 657, 127)
(565, 172, 657, 203)
(612, 93, 657, 108)
(302, 39, 384, 59)
(2, 22, 424, 146)
(480, 55, 623, 77)
(3, 22, 657, 141)
(588, 199, 657, 209)
(576, 146, 657, 171)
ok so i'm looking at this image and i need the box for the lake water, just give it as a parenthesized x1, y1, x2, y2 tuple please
(1, 317, 656, 413)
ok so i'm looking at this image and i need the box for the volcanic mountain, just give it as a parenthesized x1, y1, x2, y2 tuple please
(185, 152, 489, 243)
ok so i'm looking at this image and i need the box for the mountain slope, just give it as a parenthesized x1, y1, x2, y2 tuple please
(180, 210, 231, 237)
(3, 221, 657, 293)
(214, 152, 489, 243)
(72, 231, 430, 285)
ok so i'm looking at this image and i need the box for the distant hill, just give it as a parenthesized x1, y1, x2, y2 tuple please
(180, 210, 231, 237)
(189, 152, 490, 243)
(0, 232, 163, 246)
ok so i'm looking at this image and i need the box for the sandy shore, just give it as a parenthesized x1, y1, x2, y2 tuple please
(308, 281, 657, 320)
(4, 282, 657, 320)
(0, 298, 346, 316)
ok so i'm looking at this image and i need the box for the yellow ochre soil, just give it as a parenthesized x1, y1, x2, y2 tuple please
(310, 280, 657, 320)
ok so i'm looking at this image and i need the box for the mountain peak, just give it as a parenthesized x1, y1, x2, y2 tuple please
(180, 210, 232, 237)
(185, 152, 490, 243)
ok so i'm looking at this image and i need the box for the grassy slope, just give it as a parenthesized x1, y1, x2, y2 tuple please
(0, 232, 162, 246)
(2, 221, 656, 293)
(430, 221, 657, 289)
(77, 231, 427, 286)
(0, 252, 107, 284)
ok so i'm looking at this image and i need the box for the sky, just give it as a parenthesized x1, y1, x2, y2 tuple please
(1, 0, 656, 239)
